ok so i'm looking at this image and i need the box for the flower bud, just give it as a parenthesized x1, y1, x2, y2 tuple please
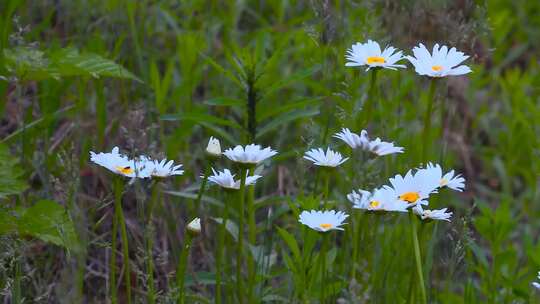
(206, 137, 221, 157)
(187, 217, 201, 235)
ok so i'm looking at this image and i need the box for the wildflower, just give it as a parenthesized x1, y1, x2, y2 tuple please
(298, 210, 349, 232)
(406, 43, 472, 77)
(90, 147, 150, 178)
(206, 136, 221, 157)
(348, 186, 408, 212)
(207, 168, 261, 190)
(412, 205, 452, 222)
(532, 272, 540, 290)
(187, 217, 201, 234)
(143, 157, 184, 178)
(303, 147, 348, 167)
(345, 40, 406, 71)
(223, 144, 277, 165)
(419, 163, 465, 192)
(333, 128, 404, 156)
(388, 170, 439, 206)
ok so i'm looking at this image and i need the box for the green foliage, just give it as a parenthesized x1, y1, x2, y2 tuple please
(0, 143, 27, 198)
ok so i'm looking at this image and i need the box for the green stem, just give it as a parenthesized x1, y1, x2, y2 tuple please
(421, 80, 437, 162)
(216, 191, 231, 304)
(177, 230, 194, 304)
(320, 233, 330, 304)
(146, 181, 160, 304)
(110, 178, 122, 304)
(118, 195, 132, 304)
(12, 246, 21, 304)
(247, 167, 256, 302)
(236, 168, 247, 303)
(358, 69, 378, 129)
(409, 211, 427, 304)
(322, 170, 330, 209)
(195, 165, 211, 213)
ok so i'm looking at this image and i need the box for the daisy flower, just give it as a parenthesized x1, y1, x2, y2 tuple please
(347, 186, 408, 212)
(207, 168, 262, 190)
(388, 169, 439, 206)
(413, 205, 452, 222)
(90, 147, 150, 178)
(406, 43, 472, 77)
(303, 147, 349, 167)
(419, 163, 465, 192)
(345, 40, 406, 71)
(333, 128, 404, 156)
(206, 136, 221, 157)
(298, 210, 349, 232)
(223, 144, 277, 165)
(143, 158, 184, 178)
(532, 272, 540, 290)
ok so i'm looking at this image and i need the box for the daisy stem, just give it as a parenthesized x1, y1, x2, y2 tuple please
(110, 178, 122, 304)
(247, 167, 256, 302)
(195, 165, 211, 213)
(320, 233, 330, 304)
(236, 168, 247, 304)
(323, 170, 330, 209)
(215, 191, 231, 304)
(421, 80, 437, 162)
(359, 68, 378, 129)
(409, 211, 427, 304)
(145, 181, 161, 304)
(177, 227, 194, 304)
(117, 192, 132, 304)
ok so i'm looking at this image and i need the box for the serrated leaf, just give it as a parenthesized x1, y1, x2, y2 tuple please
(0, 143, 27, 198)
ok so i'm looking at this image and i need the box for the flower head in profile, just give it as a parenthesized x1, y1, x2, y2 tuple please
(418, 163, 465, 192)
(187, 217, 201, 234)
(143, 157, 184, 178)
(333, 128, 404, 156)
(223, 144, 277, 165)
(207, 168, 261, 190)
(347, 186, 408, 212)
(303, 147, 348, 167)
(532, 272, 540, 290)
(345, 40, 406, 71)
(406, 43, 472, 77)
(413, 205, 452, 222)
(206, 137, 221, 157)
(388, 169, 439, 206)
(90, 147, 150, 178)
(298, 210, 349, 232)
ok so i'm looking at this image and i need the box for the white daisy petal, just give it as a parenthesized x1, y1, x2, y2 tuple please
(90, 147, 150, 178)
(207, 168, 261, 190)
(407, 43, 472, 77)
(345, 40, 406, 71)
(298, 210, 349, 232)
(303, 147, 348, 167)
(333, 128, 404, 156)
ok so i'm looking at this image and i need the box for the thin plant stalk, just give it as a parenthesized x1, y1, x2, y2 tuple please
(421, 80, 437, 162)
(409, 211, 427, 304)
(145, 181, 161, 304)
(216, 190, 232, 304)
(195, 165, 211, 213)
(247, 167, 256, 302)
(110, 178, 122, 304)
(358, 68, 378, 129)
(236, 168, 247, 304)
(12, 247, 22, 304)
(177, 229, 194, 304)
(117, 193, 132, 304)
(322, 170, 330, 209)
(320, 233, 330, 304)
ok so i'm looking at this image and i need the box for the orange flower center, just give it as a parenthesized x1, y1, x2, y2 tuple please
(431, 65, 443, 71)
(115, 166, 134, 175)
(366, 56, 386, 64)
(399, 192, 420, 203)
(319, 223, 333, 230)
(440, 178, 448, 186)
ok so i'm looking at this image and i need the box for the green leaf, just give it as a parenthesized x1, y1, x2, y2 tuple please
(260, 65, 320, 99)
(203, 97, 245, 107)
(256, 108, 320, 139)
(17, 200, 79, 251)
(160, 112, 243, 129)
(0, 143, 28, 198)
(200, 53, 244, 88)
(276, 226, 302, 264)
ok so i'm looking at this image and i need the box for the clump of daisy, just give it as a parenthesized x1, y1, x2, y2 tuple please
(223, 144, 277, 166)
(207, 168, 262, 190)
(333, 128, 404, 156)
(90, 147, 150, 178)
(345, 40, 406, 71)
(406, 43, 472, 77)
(298, 210, 349, 232)
(348, 186, 408, 213)
(303, 147, 348, 168)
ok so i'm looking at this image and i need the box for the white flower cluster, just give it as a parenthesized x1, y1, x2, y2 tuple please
(345, 40, 472, 77)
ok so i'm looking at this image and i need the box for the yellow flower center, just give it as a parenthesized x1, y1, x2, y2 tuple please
(366, 56, 386, 64)
(319, 223, 333, 230)
(115, 166, 134, 175)
(440, 178, 448, 186)
(369, 200, 381, 208)
(399, 192, 420, 203)
(431, 65, 443, 71)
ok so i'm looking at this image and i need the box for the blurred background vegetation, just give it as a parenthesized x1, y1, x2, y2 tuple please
(1, 0, 540, 303)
